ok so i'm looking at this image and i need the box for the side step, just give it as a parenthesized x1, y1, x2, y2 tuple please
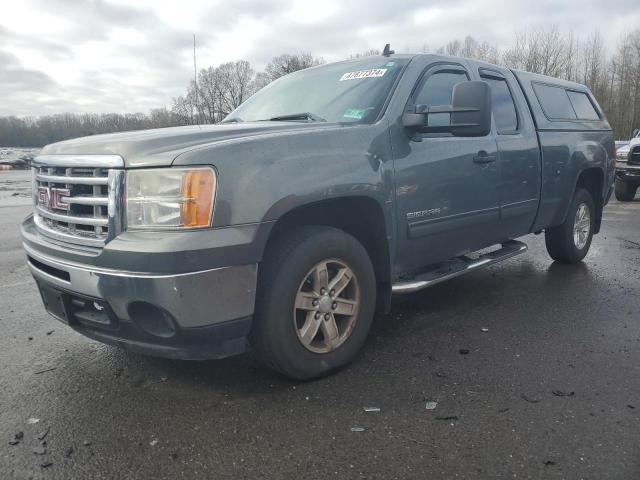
(391, 240, 528, 294)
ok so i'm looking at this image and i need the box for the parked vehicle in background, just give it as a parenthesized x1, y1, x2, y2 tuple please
(0, 148, 38, 170)
(615, 129, 640, 201)
(21, 52, 614, 380)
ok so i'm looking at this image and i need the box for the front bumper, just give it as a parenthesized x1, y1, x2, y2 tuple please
(22, 217, 260, 360)
(615, 163, 640, 185)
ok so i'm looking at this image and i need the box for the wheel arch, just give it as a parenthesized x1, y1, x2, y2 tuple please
(261, 196, 392, 311)
(573, 167, 605, 233)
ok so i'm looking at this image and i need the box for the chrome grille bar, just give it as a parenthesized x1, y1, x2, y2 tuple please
(35, 173, 109, 185)
(61, 196, 109, 206)
(36, 206, 108, 226)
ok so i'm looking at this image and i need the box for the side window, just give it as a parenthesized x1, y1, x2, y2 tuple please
(567, 91, 600, 120)
(414, 70, 468, 127)
(482, 76, 518, 133)
(532, 83, 577, 120)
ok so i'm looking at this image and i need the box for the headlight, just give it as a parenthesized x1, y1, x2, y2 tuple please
(617, 151, 628, 162)
(126, 167, 216, 229)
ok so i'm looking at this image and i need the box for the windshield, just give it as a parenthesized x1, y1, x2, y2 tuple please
(223, 57, 409, 124)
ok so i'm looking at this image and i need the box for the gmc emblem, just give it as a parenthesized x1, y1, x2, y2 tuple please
(38, 186, 70, 211)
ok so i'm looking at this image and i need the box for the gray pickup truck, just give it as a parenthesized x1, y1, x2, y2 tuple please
(22, 53, 614, 379)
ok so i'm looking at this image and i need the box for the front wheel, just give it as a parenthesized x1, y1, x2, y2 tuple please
(544, 188, 595, 264)
(614, 178, 637, 202)
(251, 226, 376, 380)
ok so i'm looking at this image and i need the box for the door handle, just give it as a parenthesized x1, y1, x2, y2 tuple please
(473, 151, 497, 164)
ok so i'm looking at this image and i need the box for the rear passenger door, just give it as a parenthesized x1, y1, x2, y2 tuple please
(479, 68, 541, 239)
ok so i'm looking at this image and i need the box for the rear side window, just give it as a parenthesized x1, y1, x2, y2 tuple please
(482, 76, 518, 133)
(415, 71, 469, 126)
(532, 83, 576, 120)
(567, 91, 599, 120)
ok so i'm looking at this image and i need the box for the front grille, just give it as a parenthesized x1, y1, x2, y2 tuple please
(32, 155, 124, 248)
(630, 146, 640, 165)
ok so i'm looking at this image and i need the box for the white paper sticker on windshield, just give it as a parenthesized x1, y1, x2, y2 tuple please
(339, 68, 388, 81)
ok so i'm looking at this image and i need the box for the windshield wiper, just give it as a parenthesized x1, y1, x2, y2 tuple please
(267, 112, 327, 122)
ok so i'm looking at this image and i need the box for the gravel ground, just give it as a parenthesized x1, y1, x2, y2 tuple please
(1, 170, 639, 479)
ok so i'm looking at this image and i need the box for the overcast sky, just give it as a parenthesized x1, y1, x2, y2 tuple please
(1, 0, 639, 117)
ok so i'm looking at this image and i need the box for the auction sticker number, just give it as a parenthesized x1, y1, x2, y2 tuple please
(339, 69, 387, 81)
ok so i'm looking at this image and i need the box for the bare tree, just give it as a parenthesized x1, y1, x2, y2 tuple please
(349, 49, 381, 58)
(264, 53, 325, 81)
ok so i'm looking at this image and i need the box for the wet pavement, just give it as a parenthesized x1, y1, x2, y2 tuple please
(1, 169, 639, 479)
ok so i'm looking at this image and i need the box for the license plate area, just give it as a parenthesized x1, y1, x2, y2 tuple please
(37, 281, 116, 330)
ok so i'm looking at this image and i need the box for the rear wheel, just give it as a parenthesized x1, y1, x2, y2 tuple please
(545, 188, 595, 264)
(614, 178, 637, 201)
(251, 226, 376, 380)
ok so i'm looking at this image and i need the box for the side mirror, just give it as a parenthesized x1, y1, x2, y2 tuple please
(402, 81, 492, 137)
(633, 128, 639, 138)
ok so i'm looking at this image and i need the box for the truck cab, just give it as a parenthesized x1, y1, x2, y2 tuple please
(22, 53, 614, 379)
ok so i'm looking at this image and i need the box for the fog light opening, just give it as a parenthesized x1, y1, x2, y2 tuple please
(127, 302, 176, 338)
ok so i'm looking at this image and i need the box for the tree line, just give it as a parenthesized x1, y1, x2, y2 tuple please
(1, 27, 639, 147)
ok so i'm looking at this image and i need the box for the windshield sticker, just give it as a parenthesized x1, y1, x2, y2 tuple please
(343, 108, 367, 119)
(339, 68, 388, 81)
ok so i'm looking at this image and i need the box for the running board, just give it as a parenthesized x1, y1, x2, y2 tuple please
(392, 240, 528, 294)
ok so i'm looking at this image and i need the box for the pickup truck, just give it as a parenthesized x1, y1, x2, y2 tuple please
(615, 129, 640, 201)
(21, 53, 615, 380)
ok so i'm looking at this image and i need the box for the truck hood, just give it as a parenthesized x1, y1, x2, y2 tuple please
(40, 122, 337, 168)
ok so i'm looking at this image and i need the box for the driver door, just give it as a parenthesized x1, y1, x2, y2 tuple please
(392, 63, 501, 273)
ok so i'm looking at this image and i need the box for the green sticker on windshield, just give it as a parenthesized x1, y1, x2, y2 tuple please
(343, 108, 367, 119)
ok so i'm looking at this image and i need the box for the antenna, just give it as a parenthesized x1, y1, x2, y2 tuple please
(193, 34, 198, 124)
(382, 43, 394, 57)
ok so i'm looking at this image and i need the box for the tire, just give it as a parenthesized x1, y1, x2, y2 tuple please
(614, 178, 637, 202)
(250, 226, 376, 380)
(544, 188, 595, 264)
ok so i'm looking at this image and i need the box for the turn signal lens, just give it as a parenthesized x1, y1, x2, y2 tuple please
(181, 169, 215, 227)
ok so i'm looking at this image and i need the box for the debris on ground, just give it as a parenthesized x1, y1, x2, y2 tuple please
(425, 401, 438, 410)
(160, 376, 168, 382)
(350, 427, 366, 432)
(363, 406, 380, 412)
(37, 427, 50, 441)
(150, 439, 159, 446)
(27, 418, 40, 424)
(498, 408, 510, 413)
(544, 460, 556, 466)
(46, 330, 54, 335)
(33, 446, 47, 455)
(65, 447, 74, 458)
(41, 461, 53, 468)
(459, 349, 470, 355)
(520, 393, 541, 404)
(481, 327, 489, 332)
(34, 367, 56, 375)
(435, 415, 458, 421)
(552, 390, 575, 397)
(83, 440, 92, 446)
(433, 371, 447, 378)
(627, 404, 635, 409)
(9, 431, 24, 446)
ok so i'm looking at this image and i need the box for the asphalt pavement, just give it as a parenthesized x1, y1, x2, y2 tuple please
(1, 169, 639, 479)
